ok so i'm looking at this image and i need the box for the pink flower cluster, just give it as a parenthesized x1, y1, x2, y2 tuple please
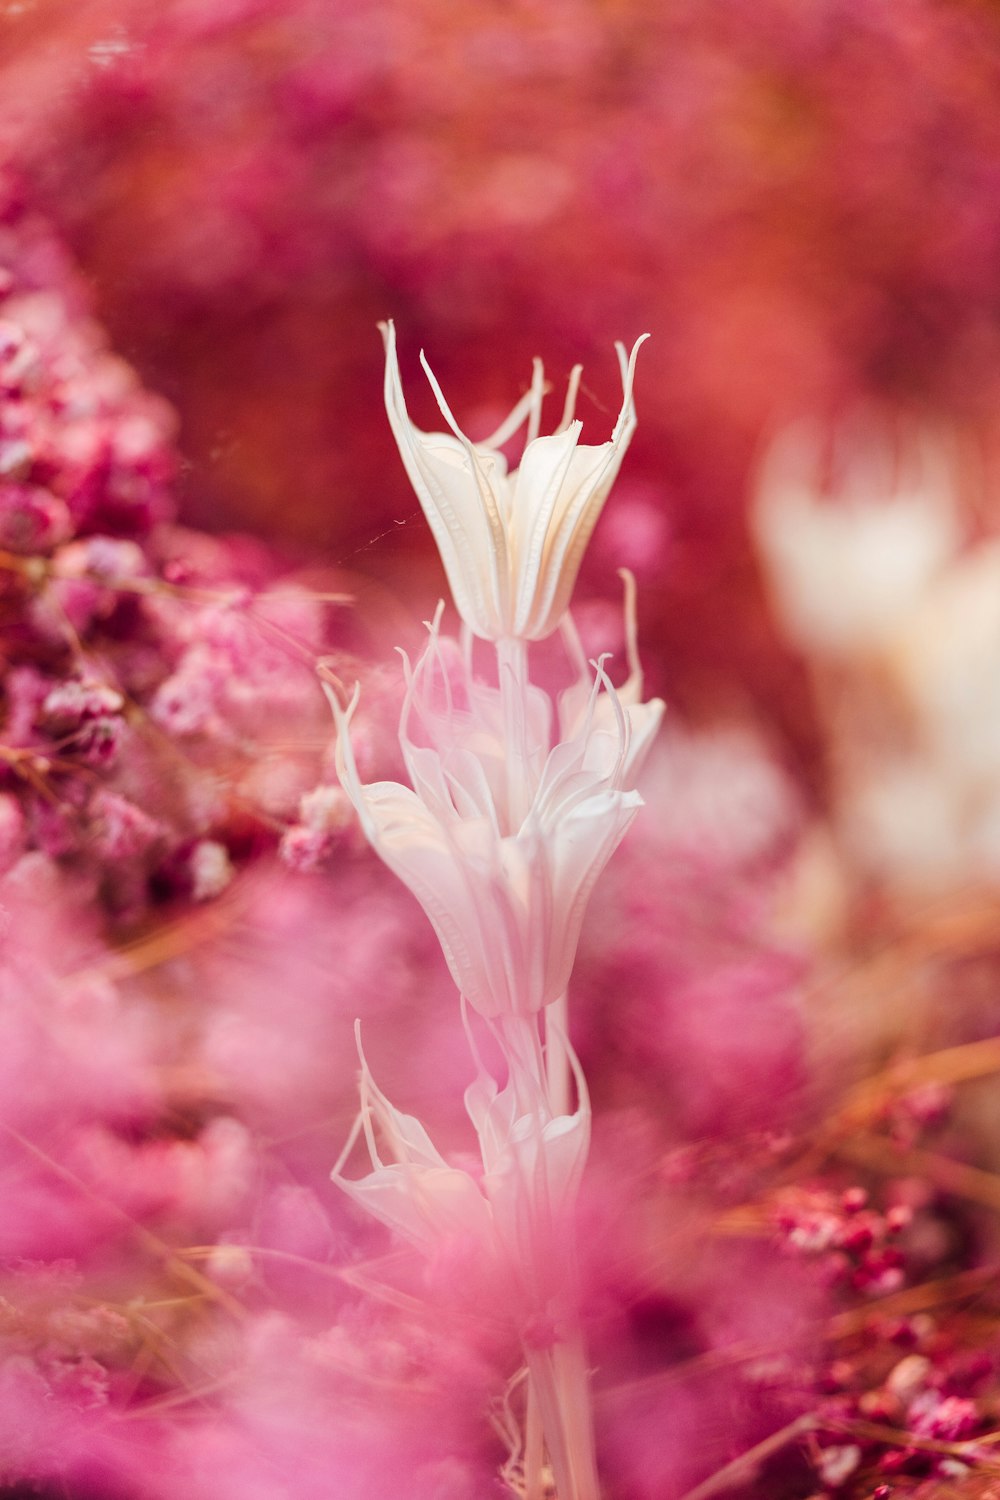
(0, 182, 349, 922)
(3, 0, 1000, 728)
(777, 1185, 911, 1296)
(0, 14, 999, 1498)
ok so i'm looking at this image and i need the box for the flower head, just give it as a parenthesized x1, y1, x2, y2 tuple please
(381, 322, 648, 642)
(753, 419, 960, 656)
(464, 1032, 590, 1298)
(334, 1020, 590, 1303)
(326, 615, 661, 1018)
(332, 1022, 493, 1256)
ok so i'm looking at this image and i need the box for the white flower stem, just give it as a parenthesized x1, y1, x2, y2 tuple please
(495, 1006, 601, 1499)
(544, 990, 571, 1116)
(524, 1382, 545, 1500)
(496, 635, 531, 829)
(498, 1011, 548, 1116)
(524, 1332, 601, 1500)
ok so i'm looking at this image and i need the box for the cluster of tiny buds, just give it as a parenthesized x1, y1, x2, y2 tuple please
(0, 194, 358, 921)
(776, 1185, 911, 1296)
(810, 1329, 993, 1494)
(799, 1211, 997, 1497)
(36, 676, 126, 768)
(279, 784, 354, 872)
(878, 1082, 955, 1150)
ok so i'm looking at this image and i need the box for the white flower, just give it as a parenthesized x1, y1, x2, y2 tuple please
(557, 568, 664, 786)
(381, 320, 648, 642)
(753, 420, 960, 656)
(332, 1023, 493, 1255)
(395, 604, 555, 837)
(465, 1037, 590, 1293)
(334, 1021, 590, 1294)
(326, 616, 658, 1018)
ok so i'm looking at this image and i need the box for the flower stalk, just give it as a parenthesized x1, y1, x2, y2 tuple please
(327, 329, 661, 1498)
(525, 1333, 601, 1500)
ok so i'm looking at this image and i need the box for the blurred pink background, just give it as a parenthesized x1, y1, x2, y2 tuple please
(3, 9, 1000, 1498)
(5, 0, 1000, 730)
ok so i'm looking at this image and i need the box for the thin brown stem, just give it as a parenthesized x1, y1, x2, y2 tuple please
(675, 1414, 819, 1500)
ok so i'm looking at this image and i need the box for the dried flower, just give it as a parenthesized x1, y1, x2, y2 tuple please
(557, 570, 664, 787)
(464, 1034, 591, 1295)
(381, 321, 648, 642)
(332, 1025, 493, 1256)
(327, 617, 657, 1018)
(335, 1020, 590, 1307)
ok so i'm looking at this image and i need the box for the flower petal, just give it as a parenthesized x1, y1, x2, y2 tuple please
(381, 320, 508, 636)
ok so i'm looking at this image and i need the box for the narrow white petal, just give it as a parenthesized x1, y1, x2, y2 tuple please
(528, 438, 634, 637)
(340, 1163, 493, 1252)
(519, 334, 648, 638)
(508, 422, 585, 636)
(621, 698, 666, 785)
(419, 346, 512, 616)
(334, 1029, 494, 1253)
(381, 321, 505, 636)
(541, 788, 642, 1003)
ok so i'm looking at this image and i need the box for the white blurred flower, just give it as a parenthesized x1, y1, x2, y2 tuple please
(842, 540, 1000, 891)
(326, 615, 659, 1018)
(190, 839, 233, 901)
(890, 539, 1000, 783)
(334, 1022, 590, 1289)
(381, 320, 648, 642)
(754, 420, 960, 656)
(465, 1037, 590, 1288)
(332, 1023, 493, 1255)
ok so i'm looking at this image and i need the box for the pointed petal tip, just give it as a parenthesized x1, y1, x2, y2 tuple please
(417, 348, 472, 446)
(613, 331, 651, 365)
(426, 597, 447, 634)
(320, 674, 360, 723)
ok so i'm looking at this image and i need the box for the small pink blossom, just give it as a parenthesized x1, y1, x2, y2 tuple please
(0, 482, 71, 553)
(88, 791, 162, 860)
(190, 838, 234, 901)
(40, 676, 125, 766)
